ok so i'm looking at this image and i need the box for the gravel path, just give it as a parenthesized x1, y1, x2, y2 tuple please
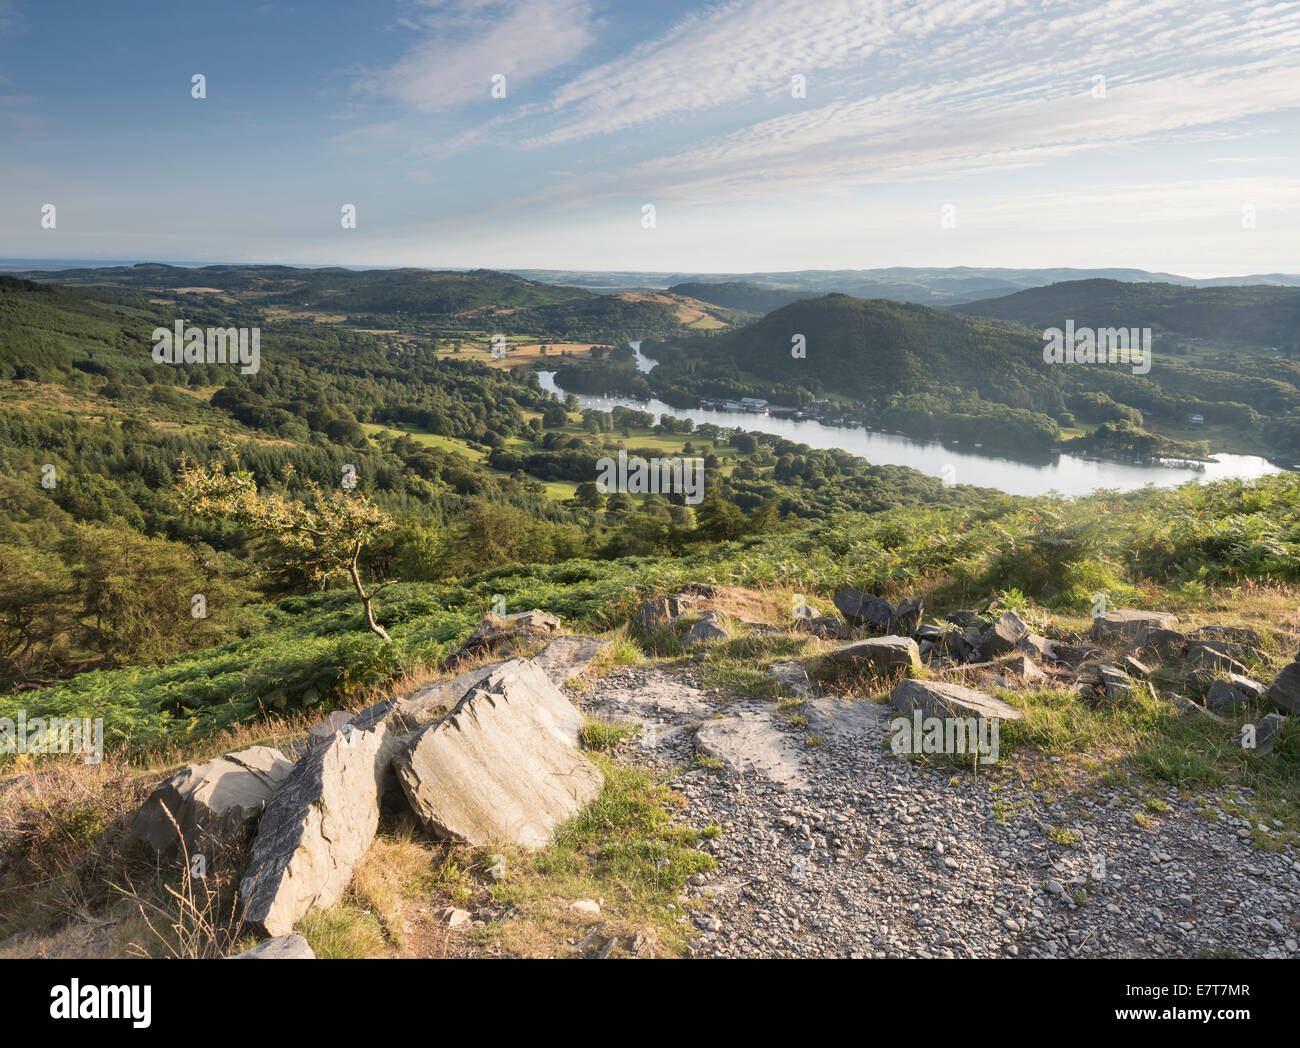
(580, 667, 1300, 959)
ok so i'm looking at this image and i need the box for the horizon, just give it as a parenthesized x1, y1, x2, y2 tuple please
(3, 258, 1300, 285)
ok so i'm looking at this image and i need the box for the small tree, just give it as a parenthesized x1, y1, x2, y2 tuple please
(176, 450, 397, 641)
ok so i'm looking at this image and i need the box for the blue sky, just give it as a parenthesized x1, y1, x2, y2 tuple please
(2, 0, 1298, 275)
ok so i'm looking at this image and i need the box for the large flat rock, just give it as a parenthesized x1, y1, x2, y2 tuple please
(890, 678, 1024, 723)
(132, 746, 295, 860)
(694, 706, 806, 788)
(799, 698, 892, 740)
(394, 664, 603, 848)
(239, 723, 400, 938)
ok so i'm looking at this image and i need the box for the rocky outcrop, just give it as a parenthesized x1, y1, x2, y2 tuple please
(529, 635, 608, 683)
(239, 723, 401, 938)
(394, 663, 602, 848)
(132, 746, 295, 860)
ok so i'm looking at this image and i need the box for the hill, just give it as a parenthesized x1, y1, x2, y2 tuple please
(955, 279, 1300, 350)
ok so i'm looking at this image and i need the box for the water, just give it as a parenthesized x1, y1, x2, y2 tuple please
(536, 349, 1281, 497)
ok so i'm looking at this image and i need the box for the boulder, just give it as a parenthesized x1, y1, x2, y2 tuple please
(682, 613, 729, 648)
(229, 934, 315, 959)
(767, 661, 815, 698)
(1264, 662, 1300, 715)
(893, 597, 924, 634)
(394, 664, 602, 848)
(833, 588, 895, 630)
(1242, 713, 1286, 756)
(1006, 655, 1047, 682)
(889, 679, 1023, 723)
(633, 595, 692, 632)
(825, 635, 921, 674)
(1091, 609, 1178, 643)
(978, 611, 1031, 659)
(239, 723, 401, 938)
(1205, 675, 1265, 712)
(1015, 633, 1057, 662)
(132, 746, 295, 860)
(1133, 625, 1187, 664)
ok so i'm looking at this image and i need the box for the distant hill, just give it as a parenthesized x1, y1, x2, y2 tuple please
(956, 279, 1300, 349)
(666, 282, 813, 314)
(511, 266, 1300, 305)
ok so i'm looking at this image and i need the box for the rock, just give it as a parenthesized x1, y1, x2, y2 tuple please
(1091, 609, 1178, 643)
(889, 679, 1024, 723)
(439, 906, 472, 927)
(1187, 644, 1249, 677)
(1243, 713, 1286, 756)
(946, 610, 984, 628)
(1099, 665, 1134, 701)
(833, 588, 895, 630)
(446, 609, 562, 666)
(132, 746, 295, 860)
(570, 899, 600, 915)
(1206, 674, 1266, 713)
(633, 595, 692, 632)
(682, 613, 729, 648)
(529, 634, 609, 683)
(1006, 655, 1047, 682)
(799, 697, 892, 739)
(1207, 679, 1252, 712)
(694, 708, 806, 787)
(1190, 625, 1262, 647)
(825, 635, 922, 674)
(394, 663, 602, 848)
(1167, 692, 1227, 724)
(239, 723, 401, 938)
(978, 611, 1031, 659)
(793, 615, 850, 640)
(1134, 625, 1187, 663)
(767, 661, 814, 698)
(1015, 633, 1057, 661)
(916, 624, 945, 642)
(306, 710, 355, 747)
(229, 934, 315, 959)
(1122, 654, 1152, 679)
(1265, 662, 1300, 715)
(893, 597, 924, 634)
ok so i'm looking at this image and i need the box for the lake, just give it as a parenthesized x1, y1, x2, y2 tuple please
(536, 344, 1281, 498)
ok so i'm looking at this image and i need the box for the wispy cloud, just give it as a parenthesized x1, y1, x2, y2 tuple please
(354, 0, 596, 112)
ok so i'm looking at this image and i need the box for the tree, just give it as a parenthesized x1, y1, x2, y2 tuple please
(176, 449, 397, 640)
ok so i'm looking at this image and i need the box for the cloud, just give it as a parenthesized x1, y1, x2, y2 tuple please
(355, 0, 596, 113)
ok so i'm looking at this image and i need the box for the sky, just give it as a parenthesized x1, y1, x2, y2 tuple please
(1, 0, 1298, 275)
